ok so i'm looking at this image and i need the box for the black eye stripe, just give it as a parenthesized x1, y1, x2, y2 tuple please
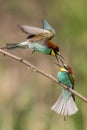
(64, 64, 68, 70)
(50, 50, 52, 55)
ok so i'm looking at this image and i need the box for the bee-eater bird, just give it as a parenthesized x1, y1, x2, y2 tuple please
(19, 19, 63, 61)
(51, 64, 78, 118)
(1, 20, 63, 62)
(1, 41, 58, 57)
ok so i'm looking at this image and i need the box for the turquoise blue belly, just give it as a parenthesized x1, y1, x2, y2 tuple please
(57, 71, 72, 101)
(18, 42, 52, 55)
(28, 43, 52, 54)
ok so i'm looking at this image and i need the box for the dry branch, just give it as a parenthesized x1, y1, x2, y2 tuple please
(0, 49, 87, 103)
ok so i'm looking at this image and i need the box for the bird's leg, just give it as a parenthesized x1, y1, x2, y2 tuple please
(31, 49, 36, 55)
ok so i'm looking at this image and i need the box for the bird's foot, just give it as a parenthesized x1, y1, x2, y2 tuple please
(32, 50, 35, 54)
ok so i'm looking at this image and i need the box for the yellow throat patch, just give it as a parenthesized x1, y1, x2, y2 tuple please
(51, 50, 55, 56)
(60, 67, 67, 72)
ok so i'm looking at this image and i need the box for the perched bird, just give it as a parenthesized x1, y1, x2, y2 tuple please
(1, 20, 63, 61)
(51, 64, 78, 118)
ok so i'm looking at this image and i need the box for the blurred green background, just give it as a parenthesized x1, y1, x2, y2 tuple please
(0, 0, 87, 130)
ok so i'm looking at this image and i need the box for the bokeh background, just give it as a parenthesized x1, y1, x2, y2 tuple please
(0, 0, 87, 130)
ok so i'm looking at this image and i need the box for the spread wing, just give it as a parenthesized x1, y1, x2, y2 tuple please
(19, 25, 47, 34)
(19, 25, 53, 41)
(42, 19, 55, 36)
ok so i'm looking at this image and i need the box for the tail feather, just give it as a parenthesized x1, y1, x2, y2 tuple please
(61, 101, 66, 115)
(1, 43, 19, 50)
(51, 94, 62, 110)
(51, 94, 78, 116)
(57, 98, 64, 114)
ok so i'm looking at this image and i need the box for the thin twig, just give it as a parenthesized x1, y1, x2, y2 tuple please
(0, 49, 87, 103)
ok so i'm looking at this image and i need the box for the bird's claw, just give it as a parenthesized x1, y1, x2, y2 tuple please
(32, 50, 35, 54)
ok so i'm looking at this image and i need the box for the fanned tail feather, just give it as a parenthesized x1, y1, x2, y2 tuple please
(51, 94, 78, 116)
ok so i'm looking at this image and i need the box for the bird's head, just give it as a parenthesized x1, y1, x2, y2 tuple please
(63, 64, 72, 74)
(48, 40, 60, 56)
(50, 47, 59, 56)
(55, 63, 72, 74)
(48, 40, 64, 62)
(50, 48, 64, 63)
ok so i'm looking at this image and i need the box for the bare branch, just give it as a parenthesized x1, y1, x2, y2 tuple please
(0, 49, 87, 103)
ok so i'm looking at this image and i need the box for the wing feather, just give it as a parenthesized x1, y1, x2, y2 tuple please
(42, 19, 55, 36)
(67, 73, 75, 100)
(19, 25, 51, 35)
(19, 24, 54, 41)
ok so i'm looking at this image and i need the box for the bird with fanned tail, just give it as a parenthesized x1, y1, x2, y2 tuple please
(51, 64, 78, 119)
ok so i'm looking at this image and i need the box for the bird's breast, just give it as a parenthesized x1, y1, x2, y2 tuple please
(57, 71, 72, 88)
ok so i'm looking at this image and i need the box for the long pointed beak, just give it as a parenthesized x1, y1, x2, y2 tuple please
(55, 52, 64, 65)
(54, 62, 63, 67)
(57, 52, 64, 59)
(55, 54, 59, 62)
